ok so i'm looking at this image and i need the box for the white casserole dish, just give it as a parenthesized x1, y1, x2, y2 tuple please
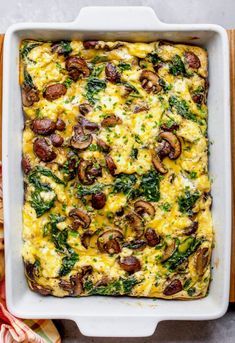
(2, 6, 231, 337)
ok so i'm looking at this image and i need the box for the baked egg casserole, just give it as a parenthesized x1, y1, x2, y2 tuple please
(20, 39, 212, 299)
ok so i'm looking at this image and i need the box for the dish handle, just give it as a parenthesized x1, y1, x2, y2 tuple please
(72, 6, 164, 30)
(72, 316, 159, 337)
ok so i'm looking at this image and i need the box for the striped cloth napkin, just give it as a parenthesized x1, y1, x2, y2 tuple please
(0, 163, 61, 343)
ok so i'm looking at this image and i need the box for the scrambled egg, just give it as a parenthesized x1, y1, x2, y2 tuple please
(20, 39, 212, 299)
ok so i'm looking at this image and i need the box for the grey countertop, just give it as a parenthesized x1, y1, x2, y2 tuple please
(1, 0, 234, 342)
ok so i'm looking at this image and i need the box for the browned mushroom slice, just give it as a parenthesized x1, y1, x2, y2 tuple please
(22, 84, 40, 107)
(118, 256, 141, 273)
(105, 155, 117, 176)
(70, 124, 92, 150)
(126, 212, 144, 238)
(79, 103, 92, 115)
(22, 154, 31, 174)
(31, 118, 56, 135)
(78, 116, 99, 131)
(159, 131, 181, 160)
(139, 70, 162, 93)
(145, 228, 160, 247)
(77, 160, 100, 185)
(56, 118, 66, 131)
(96, 138, 110, 152)
(105, 63, 121, 83)
(133, 102, 149, 113)
(69, 208, 91, 229)
(101, 115, 122, 127)
(91, 192, 106, 210)
(161, 241, 176, 262)
(65, 56, 90, 81)
(134, 200, 155, 217)
(43, 84, 67, 101)
(152, 151, 168, 174)
(59, 267, 92, 296)
(97, 229, 123, 254)
(195, 247, 210, 276)
(123, 239, 146, 250)
(184, 51, 201, 69)
(156, 140, 172, 160)
(184, 221, 198, 236)
(163, 279, 182, 296)
(81, 230, 94, 249)
(83, 40, 99, 49)
(192, 94, 204, 105)
(33, 137, 56, 162)
(50, 133, 64, 147)
(29, 281, 52, 296)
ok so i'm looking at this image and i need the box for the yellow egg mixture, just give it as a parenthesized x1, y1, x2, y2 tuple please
(20, 39, 212, 298)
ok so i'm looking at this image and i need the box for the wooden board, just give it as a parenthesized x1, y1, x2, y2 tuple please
(0, 33, 235, 300)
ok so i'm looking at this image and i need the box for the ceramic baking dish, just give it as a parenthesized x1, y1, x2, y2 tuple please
(2, 6, 231, 337)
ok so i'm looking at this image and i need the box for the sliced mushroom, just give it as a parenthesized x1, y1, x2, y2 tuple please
(83, 41, 99, 49)
(126, 212, 144, 238)
(195, 247, 210, 276)
(118, 256, 141, 273)
(145, 228, 160, 247)
(91, 192, 106, 210)
(116, 207, 124, 217)
(139, 70, 162, 93)
(163, 279, 182, 296)
(133, 102, 149, 113)
(96, 138, 110, 152)
(184, 51, 201, 69)
(29, 281, 52, 296)
(161, 241, 176, 262)
(81, 230, 94, 249)
(22, 155, 31, 174)
(105, 63, 121, 83)
(156, 140, 172, 160)
(134, 200, 155, 217)
(152, 151, 168, 174)
(33, 137, 56, 162)
(192, 93, 204, 105)
(65, 56, 90, 81)
(101, 115, 122, 127)
(56, 118, 66, 131)
(184, 221, 198, 236)
(31, 118, 56, 135)
(78, 116, 99, 131)
(69, 208, 91, 229)
(123, 239, 146, 250)
(70, 124, 92, 150)
(77, 159, 101, 185)
(97, 229, 123, 254)
(22, 84, 39, 107)
(105, 155, 117, 176)
(159, 131, 181, 160)
(50, 133, 64, 147)
(79, 103, 92, 115)
(43, 83, 67, 101)
(59, 267, 92, 296)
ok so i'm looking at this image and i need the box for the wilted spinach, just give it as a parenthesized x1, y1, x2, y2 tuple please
(178, 189, 200, 214)
(164, 237, 201, 271)
(139, 170, 160, 202)
(169, 96, 197, 121)
(85, 77, 107, 104)
(169, 55, 186, 76)
(84, 277, 139, 295)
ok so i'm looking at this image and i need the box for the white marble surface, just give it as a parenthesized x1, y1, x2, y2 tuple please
(1, 0, 235, 341)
